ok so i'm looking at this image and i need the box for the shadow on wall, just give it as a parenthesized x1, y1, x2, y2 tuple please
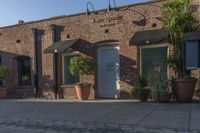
(34, 29, 64, 99)
(0, 50, 34, 98)
(119, 54, 137, 98)
(41, 75, 55, 99)
(0, 51, 54, 99)
(35, 29, 45, 98)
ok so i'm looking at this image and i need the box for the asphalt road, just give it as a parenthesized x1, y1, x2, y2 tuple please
(0, 99, 199, 133)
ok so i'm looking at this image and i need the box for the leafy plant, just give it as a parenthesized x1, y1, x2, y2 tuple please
(0, 65, 7, 80)
(148, 71, 169, 100)
(69, 55, 95, 83)
(131, 76, 150, 101)
(162, 0, 198, 79)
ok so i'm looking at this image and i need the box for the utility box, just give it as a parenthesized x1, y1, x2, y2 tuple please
(184, 32, 200, 70)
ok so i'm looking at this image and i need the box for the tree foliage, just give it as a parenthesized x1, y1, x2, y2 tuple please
(69, 55, 95, 77)
(162, 0, 198, 78)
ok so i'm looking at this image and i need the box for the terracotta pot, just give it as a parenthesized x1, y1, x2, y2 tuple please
(0, 89, 6, 98)
(176, 78, 197, 102)
(157, 93, 172, 103)
(75, 84, 91, 100)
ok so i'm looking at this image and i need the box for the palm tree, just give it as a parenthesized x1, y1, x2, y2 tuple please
(162, 0, 197, 78)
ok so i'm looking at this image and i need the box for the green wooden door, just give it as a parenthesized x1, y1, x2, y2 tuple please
(141, 47, 167, 79)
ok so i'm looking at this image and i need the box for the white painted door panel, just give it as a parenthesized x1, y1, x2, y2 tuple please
(98, 47, 119, 98)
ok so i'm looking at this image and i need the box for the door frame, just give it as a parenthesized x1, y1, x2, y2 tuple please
(139, 44, 169, 77)
(97, 46, 120, 98)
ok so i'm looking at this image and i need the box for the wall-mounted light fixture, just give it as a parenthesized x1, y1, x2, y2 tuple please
(86, 2, 96, 15)
(108, 0, 117, 12)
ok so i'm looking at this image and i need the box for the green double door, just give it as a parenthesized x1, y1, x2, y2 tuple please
(141, 47, 167, 78)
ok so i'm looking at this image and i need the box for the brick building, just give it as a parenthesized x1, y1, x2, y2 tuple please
(0, 1, 199, 99)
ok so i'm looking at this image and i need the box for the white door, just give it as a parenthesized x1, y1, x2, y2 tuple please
(97, 47, 120, 98)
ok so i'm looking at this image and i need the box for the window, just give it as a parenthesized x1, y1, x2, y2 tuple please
(63, 55, 79, 85)
(17, 56, 31, 86)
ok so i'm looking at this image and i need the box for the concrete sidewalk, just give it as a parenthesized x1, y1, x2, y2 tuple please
(0, 99, 200, 133)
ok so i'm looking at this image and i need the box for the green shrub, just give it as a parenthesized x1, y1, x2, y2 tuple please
(69, 55, 95, 83)
(148, 72, 169, 99)
(131, 76, 150, 101)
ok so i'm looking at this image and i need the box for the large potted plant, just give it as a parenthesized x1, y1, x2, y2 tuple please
(0, 65, 7, 98)
(69, 55, 95, 100)
(162, 0, 198, 102)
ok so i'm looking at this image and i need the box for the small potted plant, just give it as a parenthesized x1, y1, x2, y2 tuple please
(69, 55, 95, 100)
(131, 76, 150, 102)
(149, 72, 172, 103)
(0, 65, 7, 98)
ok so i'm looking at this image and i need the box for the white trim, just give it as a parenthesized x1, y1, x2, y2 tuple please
(96, 41, 120, 47)
(97, 45, 120, 98)
(140, 43, 168, 49)
(140, 44, 169, 78)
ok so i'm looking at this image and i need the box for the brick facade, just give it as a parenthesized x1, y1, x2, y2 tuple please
(0, 1, 199, 99)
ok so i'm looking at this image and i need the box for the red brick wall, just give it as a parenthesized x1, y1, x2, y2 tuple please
(0, 1, 198, 99)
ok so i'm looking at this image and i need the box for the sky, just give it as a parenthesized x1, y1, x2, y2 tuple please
(0, 0, 150, 27)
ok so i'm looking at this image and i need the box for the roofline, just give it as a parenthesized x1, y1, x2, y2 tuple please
(0, 0, 162, 30)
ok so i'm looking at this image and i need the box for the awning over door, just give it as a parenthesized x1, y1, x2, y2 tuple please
(129, 29, 169, 46)
(44, 39, 79, 54)
(44, 39, 96, 58)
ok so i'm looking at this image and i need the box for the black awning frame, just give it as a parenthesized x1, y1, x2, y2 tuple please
(44, 39, 96, 58)
(129, 29, 170, 46)
(44, 39, 79, 54)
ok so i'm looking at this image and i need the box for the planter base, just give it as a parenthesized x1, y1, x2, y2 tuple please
(75, 84, 91, 100)
(157, 93, 172, 103)
(176, 79, 197, 102)
(0, 89, 6, 98)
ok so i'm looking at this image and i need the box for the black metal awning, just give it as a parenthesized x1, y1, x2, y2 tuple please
(44, 39, 96, 58)
(44, 39, 79, 54)
(129, 29, 169, 46)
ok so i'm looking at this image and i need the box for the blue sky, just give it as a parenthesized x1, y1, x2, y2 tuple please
(0, 0, 149, 27)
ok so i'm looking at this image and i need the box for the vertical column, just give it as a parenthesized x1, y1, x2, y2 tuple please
(32, 28, 39, 98)
(50, 24, 58, 99)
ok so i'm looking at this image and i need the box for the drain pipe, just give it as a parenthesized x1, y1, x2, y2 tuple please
(32, 28, 39, 98)
(50, 24, 58, 99)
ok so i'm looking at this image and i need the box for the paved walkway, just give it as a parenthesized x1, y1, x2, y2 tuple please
(0, 99, 200, 133)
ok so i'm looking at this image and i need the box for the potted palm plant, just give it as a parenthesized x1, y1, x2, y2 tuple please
(0, 65, 7, 98)
(69, 55, 95, 100)
(162, 0, 199, 102)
